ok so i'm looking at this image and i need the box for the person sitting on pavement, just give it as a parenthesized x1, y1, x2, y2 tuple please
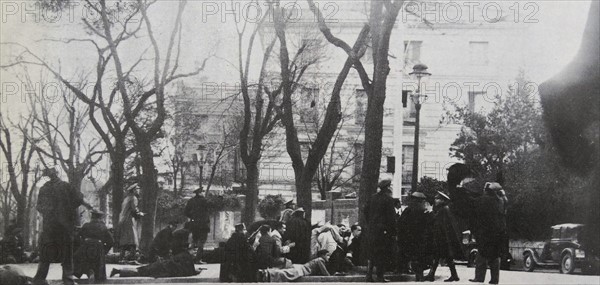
(272, 222, 295, 267)
(148, 220, 179, 262)
(220, 223, 256, 282)
(346, 224, 362, 266)
(110, 228, 201, 278)
(257, 249, 331, 282)
(73, 210, 114, 282)
(255, 225, 291, 269)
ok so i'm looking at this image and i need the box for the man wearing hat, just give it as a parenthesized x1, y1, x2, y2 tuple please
(148, 221, 179, 262)
(221, 223, 255, 282)
(396, 191, 435, 281)
(118, 184, 145, 263)
(184, 188, 210, 263)
(470, 182, 506, 284)
(73, 210, 114, 281)
(284, 207, 311, 264)
(426, 191, 463, 282)
(279, 198, 296, 223)
(33, 168, 94, 285)
(364, 179, 396, 282)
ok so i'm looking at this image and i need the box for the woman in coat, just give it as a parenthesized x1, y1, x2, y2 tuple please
(425, 191, 464, 282)
(118, 186, 145, 261)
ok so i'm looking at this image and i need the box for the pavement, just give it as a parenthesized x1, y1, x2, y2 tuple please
(7, 263, 600, 284)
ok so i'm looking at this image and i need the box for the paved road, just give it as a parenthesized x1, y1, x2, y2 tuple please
(7, 263, 600, 284)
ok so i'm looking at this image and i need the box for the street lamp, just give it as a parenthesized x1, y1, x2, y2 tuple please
(197, 144, 207, 189)
(408, 63, 431, 193)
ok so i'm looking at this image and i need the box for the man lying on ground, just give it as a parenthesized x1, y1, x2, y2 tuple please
(256, 249, 331, 282)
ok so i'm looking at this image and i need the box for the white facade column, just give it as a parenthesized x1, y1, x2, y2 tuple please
(392, 27, 405, 201)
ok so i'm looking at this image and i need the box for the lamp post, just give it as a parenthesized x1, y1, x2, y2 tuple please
(409, 63, 431, 193)
(197, 144, 206, 190)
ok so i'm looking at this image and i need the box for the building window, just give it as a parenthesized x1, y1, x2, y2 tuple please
(387, 156, 395, 173)
(404, 41, 422, 68)
(469, 41, 489, 65)
(355, 89, 367, 125)
(353, 143, 363, 180)
(299, 87, 319, 124)
(402, 145, 414, 184)
(468, 91, 486, 112)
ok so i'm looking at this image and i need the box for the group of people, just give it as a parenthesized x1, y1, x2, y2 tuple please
(220, 200, 364, 282)
(365, 164, 509, 284)
(21, 163, 508, 285)
(25, 168, 211, 285)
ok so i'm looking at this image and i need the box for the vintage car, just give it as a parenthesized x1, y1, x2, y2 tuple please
(460, 230, 512, 270)
(522, 223, 600, 274)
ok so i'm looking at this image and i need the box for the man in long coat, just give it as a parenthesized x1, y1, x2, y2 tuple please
(283, 208, 311, 264)
(397, 192, 434, 282)
(118, 185, 145, 262)
(426, 191, 463, 282)
(470, 184, 506, 284)
(364, 179, 396, 282)
(74, 210, 114, 281)
(184, 188, 210, 263)
(33, 168, 94, 285)
(220, 223, 255, 282)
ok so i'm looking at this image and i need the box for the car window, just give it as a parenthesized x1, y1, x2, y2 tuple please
(552, 228, 561, 239)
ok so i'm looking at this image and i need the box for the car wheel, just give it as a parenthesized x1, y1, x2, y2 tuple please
(560, 253, 575, 274)
(523, 253, 535, 272)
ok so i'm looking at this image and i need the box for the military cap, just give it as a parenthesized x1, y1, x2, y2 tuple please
(410, 192, 427, 199)
(378, 179, 392, 189)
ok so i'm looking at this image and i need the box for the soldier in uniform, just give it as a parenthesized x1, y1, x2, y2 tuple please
(184, 188, 210, 264)
(364, 179, 397, 282)
(279, 199, 295, 223)
(73, 210, 114, 281)
(33, 168, 94, 285)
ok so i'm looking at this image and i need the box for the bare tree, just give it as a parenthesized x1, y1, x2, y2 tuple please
(272, 0, 370, 222)
(307, 0, 406, 262)
(0, 111, 43, 247)
(96, 0, 209, 251)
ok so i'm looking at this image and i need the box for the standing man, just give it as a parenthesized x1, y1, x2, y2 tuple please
(33, 168, 94, 285)
(279, 199, 296, 223)
(469, 183, 505, 285)
(364, 179, 396, 282)
(184, 188, 210, 264)
(284, 208, 311, 264)
(118, 185, 145, 263)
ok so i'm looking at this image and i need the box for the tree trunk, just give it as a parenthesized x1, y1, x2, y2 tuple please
(296, 173, 313, 223)
(242, 163, 259, 225)
(111, 150, 126, 229)
(137, 139, 159, 253)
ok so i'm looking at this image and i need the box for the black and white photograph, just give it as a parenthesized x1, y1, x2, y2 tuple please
(0, 0, 598, 284)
